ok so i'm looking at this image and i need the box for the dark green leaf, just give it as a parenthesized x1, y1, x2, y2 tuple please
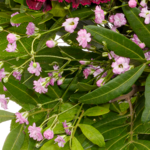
(77, 82, 97, 92)
(0, 110, 15, 123)
(79, 64, 145, 104)
(84, 25, 145, 59)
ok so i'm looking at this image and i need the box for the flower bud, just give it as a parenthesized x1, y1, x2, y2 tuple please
(33, 62, 37, 68)
(102, 52, 108, 57)
(0, 61, 4, 68)
(3, 77, 8, 83)
(57, 77, 65, 86)
(35, 143, 41, 148)
(0, 26, 3, 31)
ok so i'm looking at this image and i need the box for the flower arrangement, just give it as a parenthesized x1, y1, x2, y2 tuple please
(0, 0, 150, 149)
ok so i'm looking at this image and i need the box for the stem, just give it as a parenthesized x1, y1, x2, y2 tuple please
(22, 75, 33, 84)
(41, 26, 62, 35)
(31, 35, 40, 54)
(18, 40, 30, 55)
(35, 55, 70, 60)
(42, 98, 62, 106)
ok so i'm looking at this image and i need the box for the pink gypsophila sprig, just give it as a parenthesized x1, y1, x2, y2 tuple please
(15, 112, 29, 125)
(13, 70, 22, 81)
(94, 6, 105, 24)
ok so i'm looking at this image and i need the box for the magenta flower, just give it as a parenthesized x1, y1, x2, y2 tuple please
(139, 7, 150, 24)
(128, 0, 137, 8)
(0, 94, 9, 109)
(15, 112, 29, 125)
(13, 70, 22, 81)
(26, 22, 39, 37)
(26, 0, 52, 11)
(113, 13, 127, 27)
(11, 12, 21, 27)
(96, 78, 105, 87)
(62, 121, 71, 135)
(46, 40, 57, 48)
(94, 6, 105, 24)
(7, 33, 17, 44)
(0, 68, 5, 82)
(28, 123, 43, 141)
(62, 17, 79, 33)
(27, 61, 42, 76)
(5, 42, 17, 52)
(43, 129, 54, 140)
(54, 135, 66, 147)
(83, 68, 91, 79)
(111, 57, 130, 74)
(33, 77, 48, 94)
(76, 29, 91, 48)
(3, 86, 7, 91)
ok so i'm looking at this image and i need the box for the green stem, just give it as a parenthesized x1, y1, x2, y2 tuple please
(41, 26, 62, 35)
(18, 40, 30, 55)
(35, 55, 70, 60)
(31, 35, 40, 54)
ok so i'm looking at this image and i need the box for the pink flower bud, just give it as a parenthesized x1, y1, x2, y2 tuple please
(128, 0, 137, 8)
(7, 33, 17, 44)
(139, 43, 145, 49)
(46, 40, 57, 48)
(57, 77, 65, 86)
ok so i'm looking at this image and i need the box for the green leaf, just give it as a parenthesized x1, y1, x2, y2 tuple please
(11, 12, 44, 23)
(79, 124, 105, 147)
(84, 106, 109, 116)
(38, 13, 53, 25)
(142, 74, 150, 123)
(77, 82, 97, 92)
(79, 64, 146, 104)
(84, 25, 145, 59)
(72, 137, 84, 150)
(4, 78, 39, 110)
(0, 110, 15, 123)
(2, 124, 25, 150)
(123, 6, 150, 48)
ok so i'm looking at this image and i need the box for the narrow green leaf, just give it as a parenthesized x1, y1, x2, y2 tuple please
(84, 25, 145, 59)
(142, 74, 150, 122)
(79, 64, 146, 104)
(2, 124, 25, 150)
(123, 6, 150, 48)
(72, 137, 84, 150)
(0, 110, 15, 123)
(79, 124, 105, 147)
(84, 106, 109, 116)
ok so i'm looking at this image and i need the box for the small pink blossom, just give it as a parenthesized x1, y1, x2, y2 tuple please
(3, 86, 7, 91)
(11, 12, 21, 27)
(93, 68, 104, 77)
(96, 78, 105, 87)
(108, 51, 119, 60)
(131, 34, 145, 49)
(57, 77, 65, 86)
(62, 121, 71, 135)
(7, 33, 17, 44)
(79, 60, 89, 65)
(0, 68, 5, 82)
(54, 135, 65, 147)
(28, 123, 43, 141)
(33, 77, 48, 94)
(114, 13, 127, 27)
(13, 70, 22, 81)
(128, 0, 137, 8)
(62, 17, 79, 33)
(5, 42, 17, 52)
(15, 112, 29, 125)
(27, 61, 42, 76)
(144, 51, 150, 61)
(111, 26, 117, 32)
(43, 129, 54, 140)
(94, 6, 105, 24)
(76, 29, 91, 48)
(49, 77, 56, 86)
(111, 57, 130, 74)
(46, 40, 57, 48)
(140, 0, 147, 8)
(139, 7, 150, 24)
(0, 94, 9, 109)
(109, 15, 114, 23)
(26, 22, 38, 36)
(83, 68, 91, 79)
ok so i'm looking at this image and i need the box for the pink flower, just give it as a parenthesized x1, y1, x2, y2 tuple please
(0, 68, 5, 82)
(46, 40, 57, 48)
(62, 17, 79, 33)
(27, 61, 42, 76)
(13, 70, 22, 81)
(94, 6, 105, 24)
(5, 42, 17, 52)
(57, 77, 65, 86)
(28, 123, 43, 141)
(7, 33, 17, 44)
(139, 7, 150, 24)
(79, 60, 89, 65)
(43, 129, 54, 140)
(131, 34, 145, 49)
(114, 13, 127, 27)
(83, 68, 91, 79)
(144, 51, 150, 61)
(108, 51, 119, 60)
(96, 78, 105, 87)
(3, 86, 7, 91)
(93, 68, 104, 77)
(54, 135, 65, 147)
(111, 57, 130, 74)
(0, 94, 9, 109)
(128, 0, 137, 8)
(49, 77, 56, 86)
(26, 22, 38, 36)
(62, 121, 71, 135)
(76, 29, 91, 48)
(15, 112, 29, 125)
(11, 12, 21, 27)
(140, 0, 147, 8)
(33, 77, 48, 94)
(109, 15, 114, 23)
